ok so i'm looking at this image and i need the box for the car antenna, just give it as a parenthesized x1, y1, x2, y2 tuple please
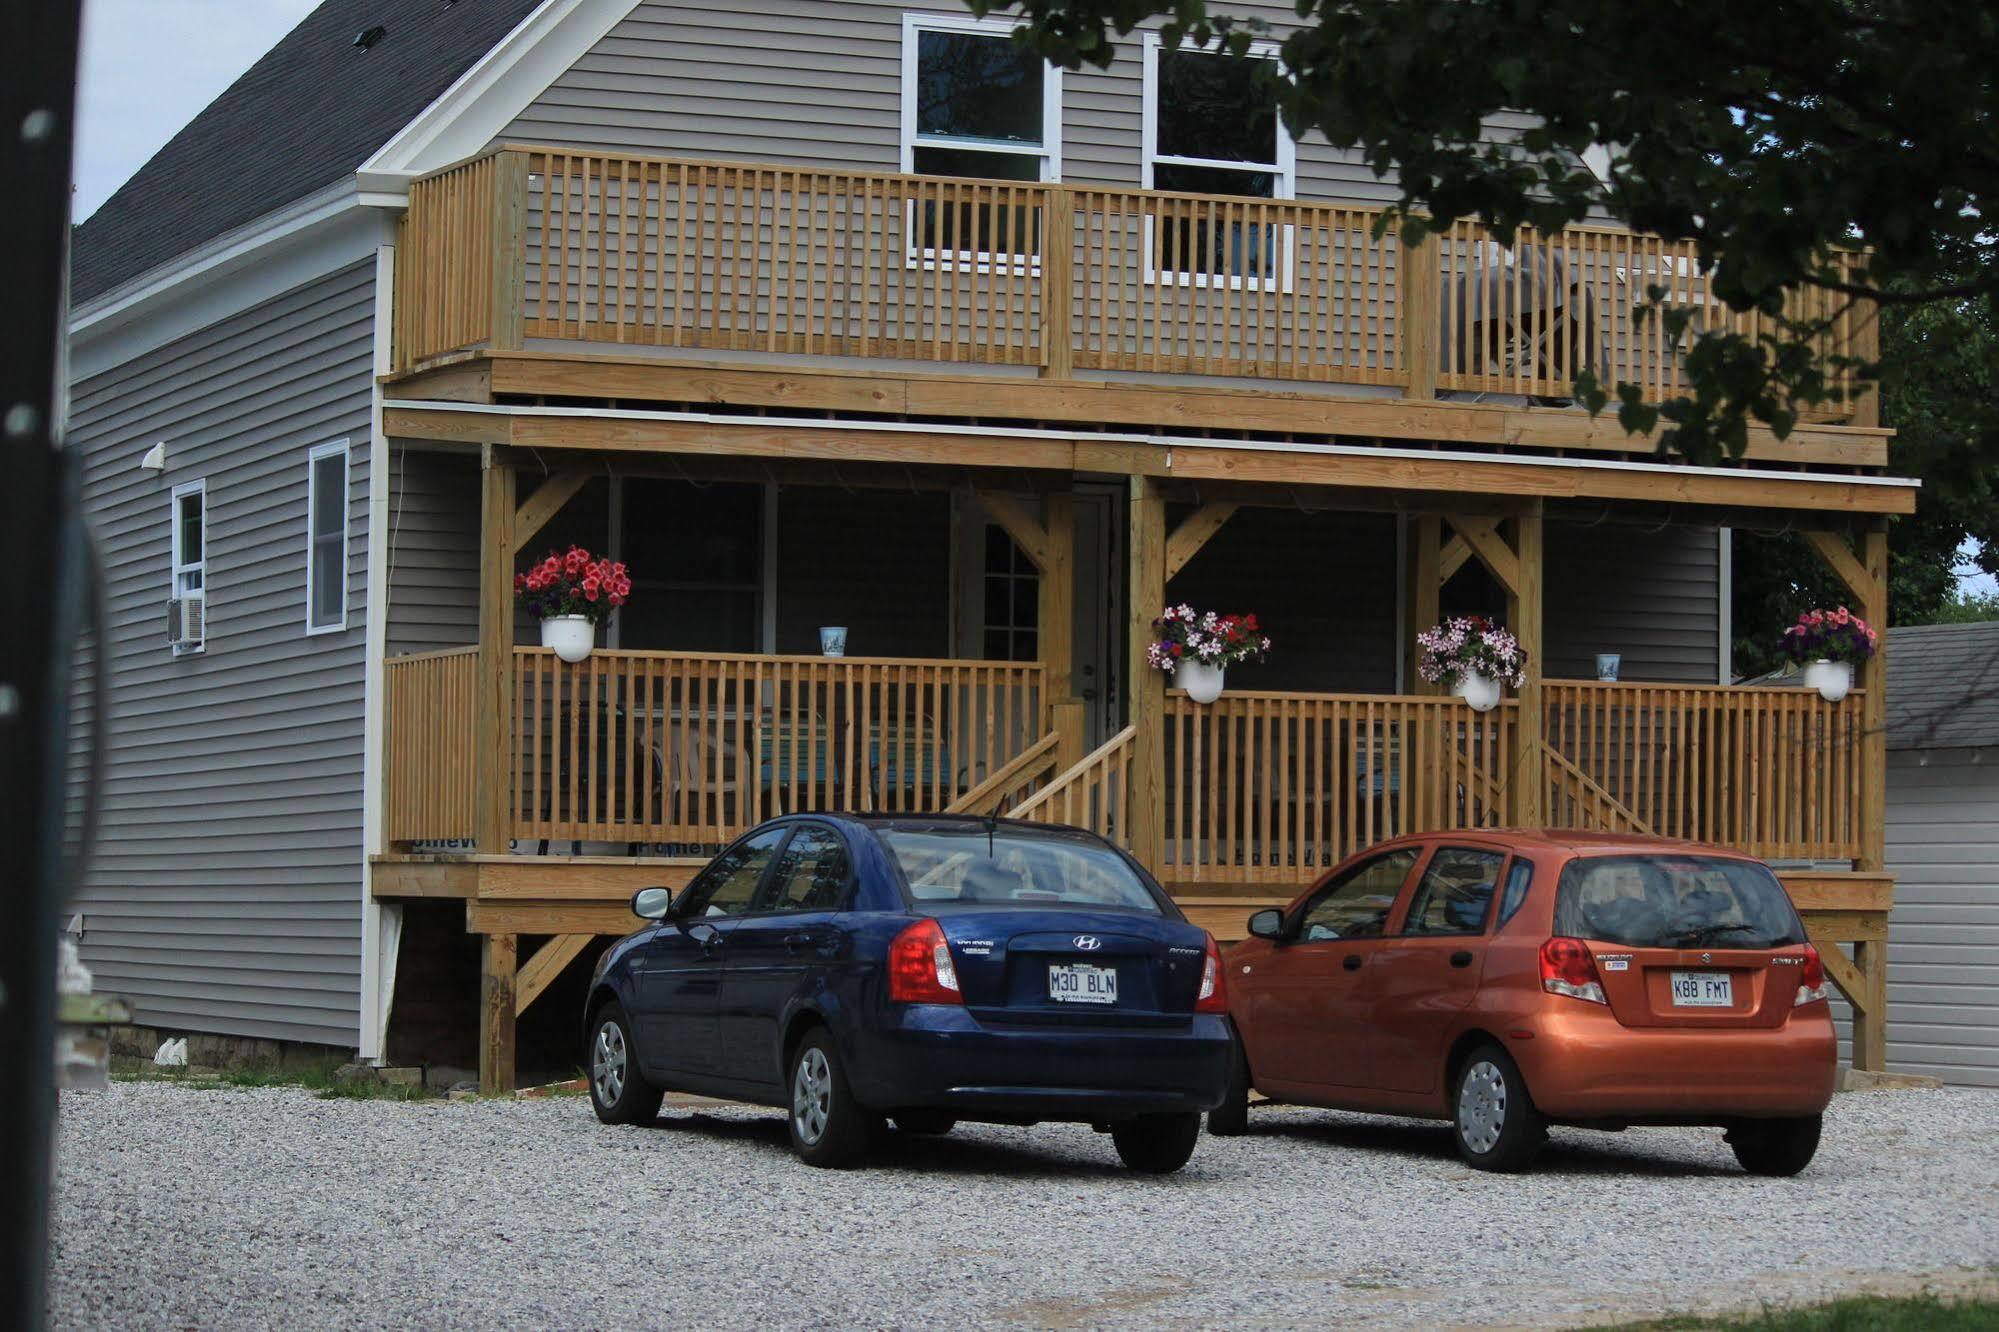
(983, 810, 998, 859)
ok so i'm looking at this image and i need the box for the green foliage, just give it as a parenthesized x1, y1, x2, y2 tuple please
(1591, 1291, 1999, 1331)
(1918, 589, 1999, 626)
(978, 0, 1999, 463)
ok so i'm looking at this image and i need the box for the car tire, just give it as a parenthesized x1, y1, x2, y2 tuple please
(787, 1028, 879, 1168)
(1207, 1034, 1251, 1138)
(1728, 1115, 1822, 1176)
(1452, 1043, 1546, 1172)
(1111, 1112, 1203, 1174)
(587, 1000, 664, 1126)
(890, 1111, 958, 1136)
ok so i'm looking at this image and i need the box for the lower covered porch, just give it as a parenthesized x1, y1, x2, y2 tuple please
(368, 437, 1899, 1090)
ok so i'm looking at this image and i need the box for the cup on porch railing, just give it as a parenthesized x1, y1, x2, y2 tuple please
(1596, 653, 1621, 682)
(819, 626, 848, 657)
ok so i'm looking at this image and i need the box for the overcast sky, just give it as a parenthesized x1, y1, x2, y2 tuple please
(72, 0, 320, 220)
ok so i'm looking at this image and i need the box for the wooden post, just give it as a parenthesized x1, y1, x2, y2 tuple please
(1040, 187, 1075, 379)
(489, 150, 528, 352)
(1848, 295, 1881, 429)
(1127, 476, 1167, 875)
(1851, 937, 1889, 1072)
(1040, 491, 1083, 768)
(1509, 501, 1546, 825)
(1400, 226, 1441, 400)
(1858, 522, 1889, 872)
(479, 932, 517, 1095)
(1408, 514, 1442, 694)
(474, 451, 516, 854)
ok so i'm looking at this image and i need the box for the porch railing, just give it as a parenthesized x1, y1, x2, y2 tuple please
(1541, 680, 1866, 861)
(384, 647, 478, 844)
(1161, 690, 1517, 886)
(1011, 725, 1137, 845)
(391, 146, 1870, 418)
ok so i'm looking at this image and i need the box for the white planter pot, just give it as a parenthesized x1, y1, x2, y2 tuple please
(1803, 658, 1853, 703)
(1175, 660, 1227, 704)
(540, 614, 595, 663)
(1455, 670, 1502, 713)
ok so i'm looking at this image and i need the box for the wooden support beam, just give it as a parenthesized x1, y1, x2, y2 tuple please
(1438, 532, 1473, 583)
(1040, 490, 1075, 712)
(488, 152, 527, 352)
(1858, 524, 1889, 874)
(474, 453, 516, 854)
(1409, 514, 1443, 695)
(1801, 530, 1875, 606)
(974, 489, 1051, 573)
(1399, 227, 1441, 400)
(1165, 501, 1239, 581)
(1448, 515, 1521, 595)
(515, 933, 594, 1017)
(479, 932, 517, 1095)
(1127, 476, 1167, 875)
(1851, 937, 1888, 1071)
(1509, 502, 1547, 825)
(1040, 188, 1075, 380)
(512, 469, 592, 555)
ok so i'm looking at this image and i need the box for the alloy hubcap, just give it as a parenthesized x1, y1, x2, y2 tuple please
(1459, 1060, 1507, 1155)
(592, 1020, 627, 1106)
(792, 1046, 831, 1146)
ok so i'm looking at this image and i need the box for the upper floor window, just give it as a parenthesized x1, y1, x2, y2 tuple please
(1142, 34, 1295, 285)
(169, 480, 206, 655)
(901, 15, 1061, 184)
(306, 441, 350, 634)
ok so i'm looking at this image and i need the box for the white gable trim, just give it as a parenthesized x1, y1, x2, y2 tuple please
(358, 0, 641, 195)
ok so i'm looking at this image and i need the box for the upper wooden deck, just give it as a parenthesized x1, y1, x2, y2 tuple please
(386, 145, 1887, 473)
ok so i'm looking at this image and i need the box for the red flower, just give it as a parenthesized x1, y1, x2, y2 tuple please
(583, 585, 600, 602)
(513, 573, 527, 593)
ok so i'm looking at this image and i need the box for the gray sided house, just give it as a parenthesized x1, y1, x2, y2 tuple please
(66, 0, 1905, 1078)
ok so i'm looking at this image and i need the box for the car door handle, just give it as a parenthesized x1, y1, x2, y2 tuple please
(784, 932, 816, 954)
(1342, 954, 1363, 971)
(1450, 950, 1475, 968)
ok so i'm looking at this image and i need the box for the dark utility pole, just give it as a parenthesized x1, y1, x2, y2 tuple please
(0, 1, 85, 1327)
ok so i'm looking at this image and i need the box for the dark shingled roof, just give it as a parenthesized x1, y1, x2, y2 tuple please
(70, 0, 544, 304)
(1887, 621, 1999, 750)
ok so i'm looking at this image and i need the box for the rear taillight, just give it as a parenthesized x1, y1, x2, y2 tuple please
(1540, 937, 1607, 1005)
(1195, 934, 1228, 1014)
(1795, 943, 1830, 1006)
(888, 918, 962, 1004)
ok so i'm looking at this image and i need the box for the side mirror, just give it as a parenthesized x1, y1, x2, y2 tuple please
(1247, 908, 1284, 940)
(631, 887, 675, 921)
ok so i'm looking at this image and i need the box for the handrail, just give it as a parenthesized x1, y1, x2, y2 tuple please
(389, 144, 1871, 421)
(1011, 725, 1137, 844)
(943, 729, 1062, 815)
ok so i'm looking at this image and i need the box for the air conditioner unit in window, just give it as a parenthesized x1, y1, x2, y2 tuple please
(166, 595, 205, 649)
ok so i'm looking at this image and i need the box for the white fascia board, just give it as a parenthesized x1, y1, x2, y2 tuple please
(381, 399, 1924, 496)
(67, 190, 394, 381)
(357, 0, 641, 197)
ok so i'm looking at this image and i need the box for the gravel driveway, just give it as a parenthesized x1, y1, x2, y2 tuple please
(49, 1081, 1999, 1329)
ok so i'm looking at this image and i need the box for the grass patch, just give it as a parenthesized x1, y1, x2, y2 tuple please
(1599, 1292, 1999, 1330)
(113, 1057, 431, 1101)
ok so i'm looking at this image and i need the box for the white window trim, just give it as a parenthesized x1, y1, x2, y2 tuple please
(1140, 31, 1297, 291)
(170, 479, 207, 656)
(899, 12, 1063, 274)
(305, 439, 351, 635)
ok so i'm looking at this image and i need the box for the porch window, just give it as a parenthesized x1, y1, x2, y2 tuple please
(306, 441, 349, 633)
(169, 480, 206, 655)
(1142, 33, 1294, 286)
(901, 14, 1061, 264)
(980, 523, 1039, 662)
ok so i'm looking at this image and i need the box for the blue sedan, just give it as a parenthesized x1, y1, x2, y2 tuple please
(583, 813, 1233, 1170)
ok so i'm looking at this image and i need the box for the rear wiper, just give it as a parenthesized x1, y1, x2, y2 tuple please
(1674, 923, 1762, 948)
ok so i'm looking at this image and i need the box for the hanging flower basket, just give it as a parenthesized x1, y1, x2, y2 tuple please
(1417, 616, 1527, 713)
(516, 545, 632, 664)
(1147, 605, 1271, 704)
(1779, 607, 1876, 702)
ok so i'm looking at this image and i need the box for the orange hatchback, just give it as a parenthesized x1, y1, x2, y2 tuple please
(1211, 830, 1837, 1173)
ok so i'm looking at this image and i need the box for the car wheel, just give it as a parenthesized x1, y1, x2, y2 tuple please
(1111, 1112, 1203, 1174)
(588, 1001, 664, 1126)
(787, 1028, 879, 1168)
(1207, 1034, 1251, 1138)
(1452, 1043, 1546, 1172)
(890, 1111, 958, 1136)
(1728, 1115, 1822, 1176)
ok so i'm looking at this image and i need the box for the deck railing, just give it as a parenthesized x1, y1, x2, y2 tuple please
(1161, 690, 1518, 886)
(1541, 680, 1866, 861)
(1011, 725, 1137, 845)
(390, 146, 1870, 418)
(384, 647, 479, 844)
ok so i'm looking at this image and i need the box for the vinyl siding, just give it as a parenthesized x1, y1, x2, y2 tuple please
(68, 261, 376, 1048)
(501, 0, 1529, 207)
(1544, 520, 1720, 684)
(1833, 747, 1999, 1086)
(386, 448, 480, 655)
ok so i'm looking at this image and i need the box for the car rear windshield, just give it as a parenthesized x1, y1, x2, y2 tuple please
(875, 824, 1164, 914)
(1554, 855, 1805, 950)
